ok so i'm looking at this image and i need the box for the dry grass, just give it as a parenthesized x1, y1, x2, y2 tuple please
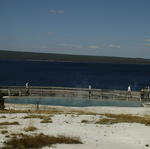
(34, 109, 63, 114)
(81, 120, 90, 123)
(23, 114, 48, 119)
(23, 114, 52, 123)
(0, 122, 19, 126)
(96, 113, 150, 125)
(68, 110, 97, 115)
(40, 117, 52, 123)
(5, 135, 10, 138)
(24, 126, 37, 132)
(0, 108, 98, 115)
(2, 133, 82, 149)
(1, 130, 8, 134)
(0, 109, 29, 114)
(0, 116, 6, 118)
(145, 144, 149, 147)
(0, 126, 7, 129)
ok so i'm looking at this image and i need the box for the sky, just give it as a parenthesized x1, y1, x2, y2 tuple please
(0, 0, 150, 58)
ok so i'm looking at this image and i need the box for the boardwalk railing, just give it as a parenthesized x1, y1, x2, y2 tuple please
(0, 86, 140, 101)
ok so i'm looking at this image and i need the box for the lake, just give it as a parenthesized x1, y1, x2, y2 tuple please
(0, 60, 150, 90)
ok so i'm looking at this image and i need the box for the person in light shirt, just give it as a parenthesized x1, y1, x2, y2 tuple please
(25, 82, 30, 95)
(26, 82, 29, 89)
(127, 85, 132, 98)
(89, 85, 91, 98)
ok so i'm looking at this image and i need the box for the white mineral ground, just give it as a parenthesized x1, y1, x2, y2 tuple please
(0, 104, 150, 149)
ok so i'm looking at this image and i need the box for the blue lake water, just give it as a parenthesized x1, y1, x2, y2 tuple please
(0, 60, 150, 90)
(5, 97, 142, 107)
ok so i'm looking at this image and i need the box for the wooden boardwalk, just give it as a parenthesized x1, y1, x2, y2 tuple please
(0, 86, 140, 101)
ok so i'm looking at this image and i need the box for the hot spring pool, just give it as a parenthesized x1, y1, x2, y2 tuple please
(5, 96, 142, 107)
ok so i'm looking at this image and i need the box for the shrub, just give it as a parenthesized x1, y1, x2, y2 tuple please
(24, 114, 52, 123)
(24, 126, 37, 132)
(2, 133, 82, 148)
(81, 120, 90, 123)
(96, 113, 150, 125)
(24, 114, 49, 119)
(0, 116, 6, 118)
(0, 122, 19, 126)
(40, 118, 52, 123)
(1, 130, 8, 134)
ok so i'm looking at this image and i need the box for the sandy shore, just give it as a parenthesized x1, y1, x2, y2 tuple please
(0, 104, 150, 149)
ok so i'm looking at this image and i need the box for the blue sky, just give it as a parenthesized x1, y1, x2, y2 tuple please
(1, 0, 150, 58)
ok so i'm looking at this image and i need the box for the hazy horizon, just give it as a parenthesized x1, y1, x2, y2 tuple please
(1, 0, 150, 58)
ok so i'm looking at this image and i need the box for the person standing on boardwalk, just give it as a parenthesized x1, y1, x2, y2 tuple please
(26, 82, 29, 88)
(25, 82, 30, 95)
(140, 88, 144, 100)
(89, 85, 92, 98)
(127, 85, 132, 98)
(147, 86, 150, 99)
(0, 91, 5, 109)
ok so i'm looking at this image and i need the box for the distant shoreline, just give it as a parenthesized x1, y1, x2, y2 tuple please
(1, 59, 149, 66)
(1, 50, 150, 64)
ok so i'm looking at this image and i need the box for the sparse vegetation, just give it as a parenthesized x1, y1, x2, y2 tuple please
(0, 108, 98, 115)
(81, 120, 90, 123)
(0, 116, 6, 118)
(145, 144, 149, 147)
(23, 114, 52, 123)
(70, 110, 97, 115)
(5, 135, 10, 138)
(24, 126, 37, 132)
(0, 109, 30, 114)
(40, 117, 52, 123)
(23, 114, 47, 119)
(1, 130, 8, 134)
(96, 113, 150, 125)
(0, 109, 63, 114)
(2, 133, 82, 149)
(0, 126, 7, 129)
(0, 122, 19, 126)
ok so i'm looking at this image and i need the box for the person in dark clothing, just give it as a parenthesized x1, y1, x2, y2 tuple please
(140, 88, 144, 100)
(147, 86, 150, 99)
(0, 92, 5, 110)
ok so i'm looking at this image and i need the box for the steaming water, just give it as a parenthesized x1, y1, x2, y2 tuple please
(5, 97, 142, 107)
